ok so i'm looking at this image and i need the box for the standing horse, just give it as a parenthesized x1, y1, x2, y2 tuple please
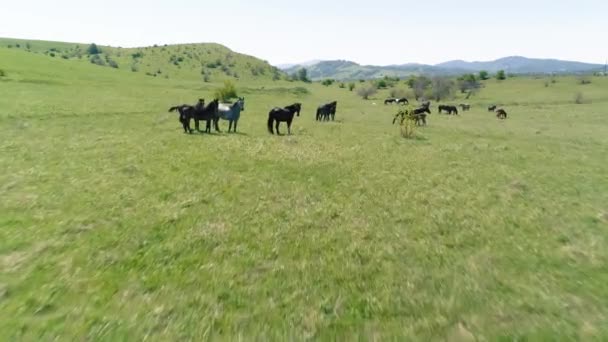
(397, 98, 409, 105)
(412, 106, 431, 126)
(218, 97, 245, 133)
(316, 101, 337, 121)
(168, 98, 204, 133)
(384, 98, 397, 105)
(459, 103, 471, 111)
(438, 105, 459, 115)
(191, 99, 220, 133)
(488, 105, 497, 112)
(268, 103, 301, 135)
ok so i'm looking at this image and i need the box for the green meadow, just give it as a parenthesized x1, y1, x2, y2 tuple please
(1, 40, 608, 340)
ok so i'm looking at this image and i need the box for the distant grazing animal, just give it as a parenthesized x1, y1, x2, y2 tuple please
(268, 103, 301, 135)
(218, 97, 245, 133)
(488, 105, 497, 112)
(316, 101, 337, 121)
(384, 98, 397, 105)
(459, 103, 471, 111)
(397, 98, 409, 105)
(421, 101, 431, 109)
(412, 106, 431, 126)
(496, 108, 507, 119)
(438, 105, 459, 115)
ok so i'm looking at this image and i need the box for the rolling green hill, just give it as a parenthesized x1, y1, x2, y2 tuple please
(0, 37, 284, 83)
(1, 37, 608, 340)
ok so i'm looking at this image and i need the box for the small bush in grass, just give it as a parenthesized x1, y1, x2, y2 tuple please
(339, 82, 345, 88)
(0, 69, 6, 77)
(348, 83, 356, 91)
(108, 60, 119, 68)
(578, 76, 592, 85)
(321, 79, 335, 86)
(214, 80, 238, 102)
(357, 85, 377, 100)
(574, 92, 585, 104)
(90, 55, 105, 66)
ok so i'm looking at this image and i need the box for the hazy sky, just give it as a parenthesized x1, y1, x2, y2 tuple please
(2, 0, 606, 65)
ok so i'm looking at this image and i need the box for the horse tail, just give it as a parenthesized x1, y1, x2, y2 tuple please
(267, 112, 274, 134)
(168, 106, 180, 113)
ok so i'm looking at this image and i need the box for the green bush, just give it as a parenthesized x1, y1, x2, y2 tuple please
(321, 79, 335, 86)
(479, 70, 489, 80)
(0, 69, 6, 77)
(496, 70, 506, 80)
(214, 80, 238, 101)
(87, 43, 101, 55)
(348, 83, 356, 91)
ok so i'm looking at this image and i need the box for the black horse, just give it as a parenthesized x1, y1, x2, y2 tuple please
(459, 103, 471, 111)
(421, 101, 431, 109)
(169, 99, 205, 133)
(488, 105, 497, 112)
(438, 105, 459, 115)
(316, 101, 337, 121)
(384, 98, 397, 105)
(397, 98, 409, 105)
(496, 108, 507, 119)
(268, 103, 301, 135)
(412, 106, 431, 126)
(178, 99, 219, 133)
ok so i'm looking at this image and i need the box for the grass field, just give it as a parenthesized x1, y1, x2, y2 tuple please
(1, 44, 608, 340)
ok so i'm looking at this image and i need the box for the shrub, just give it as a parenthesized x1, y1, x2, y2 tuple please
(214, 80, 238, 101)
(321, 79, 335, 86)
(479, 70, 489, 80)
(203, 74, 210, 82)
(389, 88, 408, 99)
(131, 52, 144, 59)
(90, 54, 105, 66)
(496, 70, 506, 80)
(108, 60, 119, 68)
(376, 79, 388, 89)
(0, 69, 6, 77)
(339, 82, 345, 88)
(574, 92, 585, 104)
(131, 64, 139, 72)
(348, 83, 356, 91)
(357, 85, 377, 100)
(49, 52, 56, 57)
(87, 43, 101, 55)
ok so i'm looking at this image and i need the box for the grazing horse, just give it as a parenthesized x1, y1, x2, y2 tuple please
(168, 99, 205, 133)
(496, 108, 507, 119)
(218, 97, 245, 133)
(412, 106, 431, 126)
(459, 103, 471, 111)
(438, 105, 459, 115)
(384, 98, 397, 105)
(316, 101, 337, 121)
(421, 101, 431, 109)
(268, 103, 301, 135)
(397, 98, 409, 105)
(488, 105, 497, 112)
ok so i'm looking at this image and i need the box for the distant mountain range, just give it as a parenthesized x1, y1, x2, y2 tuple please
(279, 56, 604, 80)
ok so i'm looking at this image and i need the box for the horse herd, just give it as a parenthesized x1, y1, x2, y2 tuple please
(168, 97, 508, 135)
(168, 99, 339, 135)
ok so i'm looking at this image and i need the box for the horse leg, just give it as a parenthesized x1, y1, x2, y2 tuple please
(195, 118, 200, 132)
(234, 120, 238, 133)
(287, 120, 292, 135)
(276, 122, 281, 135)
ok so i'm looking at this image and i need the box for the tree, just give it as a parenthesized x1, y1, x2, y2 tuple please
(413, 76, 431, 100)
(87, 43, 101, 55)
(357, 85, 377, 100)
(457, 73, 481, 98)
(496, 70, 506, 80)
(321, 79, 335, 86)
(431, 76, 455, 101)
(297, 68, 310, 82)
(479, 70, 489, 80)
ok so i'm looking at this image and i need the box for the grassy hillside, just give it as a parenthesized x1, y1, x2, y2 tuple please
(1, 44, 608, 340)
(0, 37, 283, 82)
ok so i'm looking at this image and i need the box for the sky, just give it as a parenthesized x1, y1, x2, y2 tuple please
(2, 0, 607, 66)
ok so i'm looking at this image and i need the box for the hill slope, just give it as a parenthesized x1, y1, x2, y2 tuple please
(282, 57, 603, 80)
(0, 37, 284, 82)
